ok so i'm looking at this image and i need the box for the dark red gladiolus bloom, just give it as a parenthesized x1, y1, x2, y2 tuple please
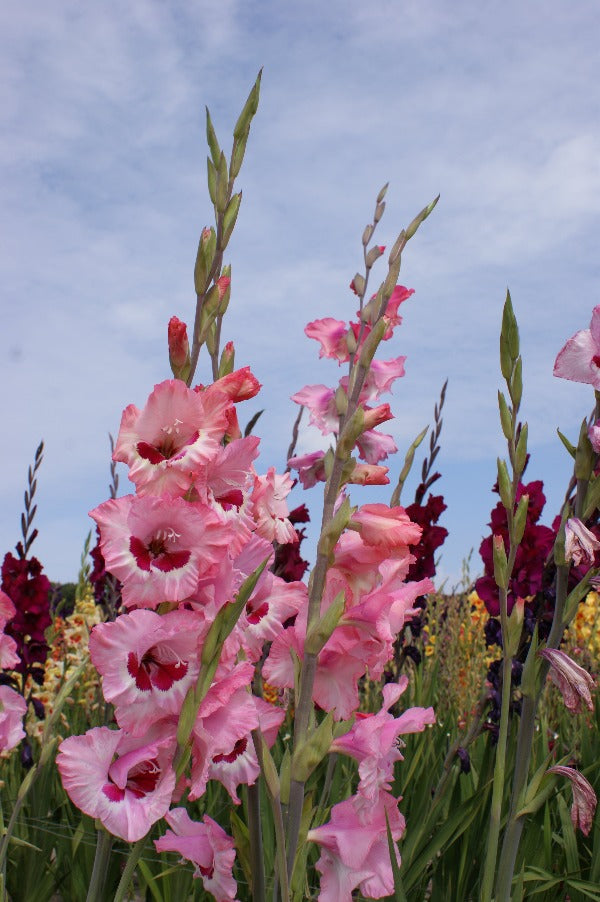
(405, 493, 448, 582)
(1, 544, 52, 684)
(273, 504, 310, 582)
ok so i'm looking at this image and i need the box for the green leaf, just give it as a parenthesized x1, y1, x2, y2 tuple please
(557, 427, 577, 458)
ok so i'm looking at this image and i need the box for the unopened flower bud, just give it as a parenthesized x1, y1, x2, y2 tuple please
(167, 316, 190, 380)
(218, 341, 235, 379)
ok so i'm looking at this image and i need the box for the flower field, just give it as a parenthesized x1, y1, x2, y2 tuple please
(1, 76, 599, 902)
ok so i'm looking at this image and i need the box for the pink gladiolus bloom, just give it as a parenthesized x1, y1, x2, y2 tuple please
(0, 632, 19, 669)
(564, 518, 600, 567)
(341, 356, 406, 402)
(0, 590, 16, 624)
(305, 317, 351, 363)
(538, 647, 596, 714)
(155, 809, 238, 901)
(251, 468, 297, 544)
(381, 285, 414, 336)
(239, 573, 307, 662)
(307, 790, 405, 902)
(547, 766, 597, 835)
(331, 677, 435, 803)
(89, 609, 204, 735)
(113, 379, 228, 496)
(291, 385, 339, 435)
(554, 306, 600, 389)
(288, 451, 327, 488)
(198, 366, 262, 403)
(90, 494, 231, 608)
(0, 685, 27, 751)
(351, 504, 422, 554)
(356, 428, 397, 464)
(362, 404, 394, 432)
(57, 725, 176, 841)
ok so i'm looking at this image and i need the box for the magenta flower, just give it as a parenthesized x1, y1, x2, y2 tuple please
(0, 685, 27, 752)
(554, 306, 600, 388)
(538, 647, 595, 714)
(565, 518, 600, 568)
(57, 725, 176, 841)
(90, 494, 231, 608)
(547, 765, 597, 835)
(155, 809, 238, 901)
(113, 379, 228, 496)
(331, 677, 435, 803)
(89, 609, 204, 735)
(307, 790, 405, 902)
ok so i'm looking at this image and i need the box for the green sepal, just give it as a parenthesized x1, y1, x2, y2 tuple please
(513, 493, 529, 544)
(500, 289, 519, 371)
(223, 192, 242, 246)
(557, 427, 577, 459)
(382, 254, 401, 298)
(357, 317, 386, 368)
(332, 716, 355, 740)
(229, 136, 247, 181)
(575, 417, 595, 481)
(505, 597, 524, 657)
(498, 390, 512, 441)
(194, 227, 217, 296)
(510, 356, 523, 408)
(176, 686, 198, 749)
(207, 156, 217, 206)
(322, 447, 335, 480)
(351, 273, 366, 297)
(404, 194, 439, 241)
(493, 535, 509, 590)
(316, 497, 354, 560)
(304, 590, 345, 656)
(497, 457, 513, 513)
(337, 408, 365, 458)
(376, 183, 389, 204)
(292, 713, 334, 783)
(205, 107, 221, 167)
(215, 151, 229, 214)
(514, 422, 528, 476)
(233, 69, 262, 140)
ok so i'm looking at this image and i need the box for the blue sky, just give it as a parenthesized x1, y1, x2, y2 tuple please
(2, 1, 600, 587)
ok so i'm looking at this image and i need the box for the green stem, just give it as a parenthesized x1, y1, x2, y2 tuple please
(86, 828, 114, 902)
(113, 836, 146, 902)
(246, 781, 266, 902)
(480, 583, 513, 902)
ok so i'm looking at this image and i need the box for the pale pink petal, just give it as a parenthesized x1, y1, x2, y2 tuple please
(0, 686, 27, 751)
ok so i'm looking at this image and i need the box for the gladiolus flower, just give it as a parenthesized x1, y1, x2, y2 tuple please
(307, 790, 405, 902)
(547, 765, 597, 835)
(538, 647, 595, 714)
(351, 504, 422, 554)
(251, 468, 297, 544)
(57, 725, 176, 842)
(554, 306, 600, 389)
(155, 809, 238, 901)
(565, 518, 600, 567)
(0, 685, 27, 752)
(113, 379, 229, 496)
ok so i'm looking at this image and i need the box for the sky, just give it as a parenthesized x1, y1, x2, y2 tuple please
(2, 1, 600, 588)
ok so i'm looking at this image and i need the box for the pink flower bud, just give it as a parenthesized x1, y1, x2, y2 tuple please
(216, 275, 231, 301)
(589, 420, 600, 454)
(167, 316, 190, 373)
